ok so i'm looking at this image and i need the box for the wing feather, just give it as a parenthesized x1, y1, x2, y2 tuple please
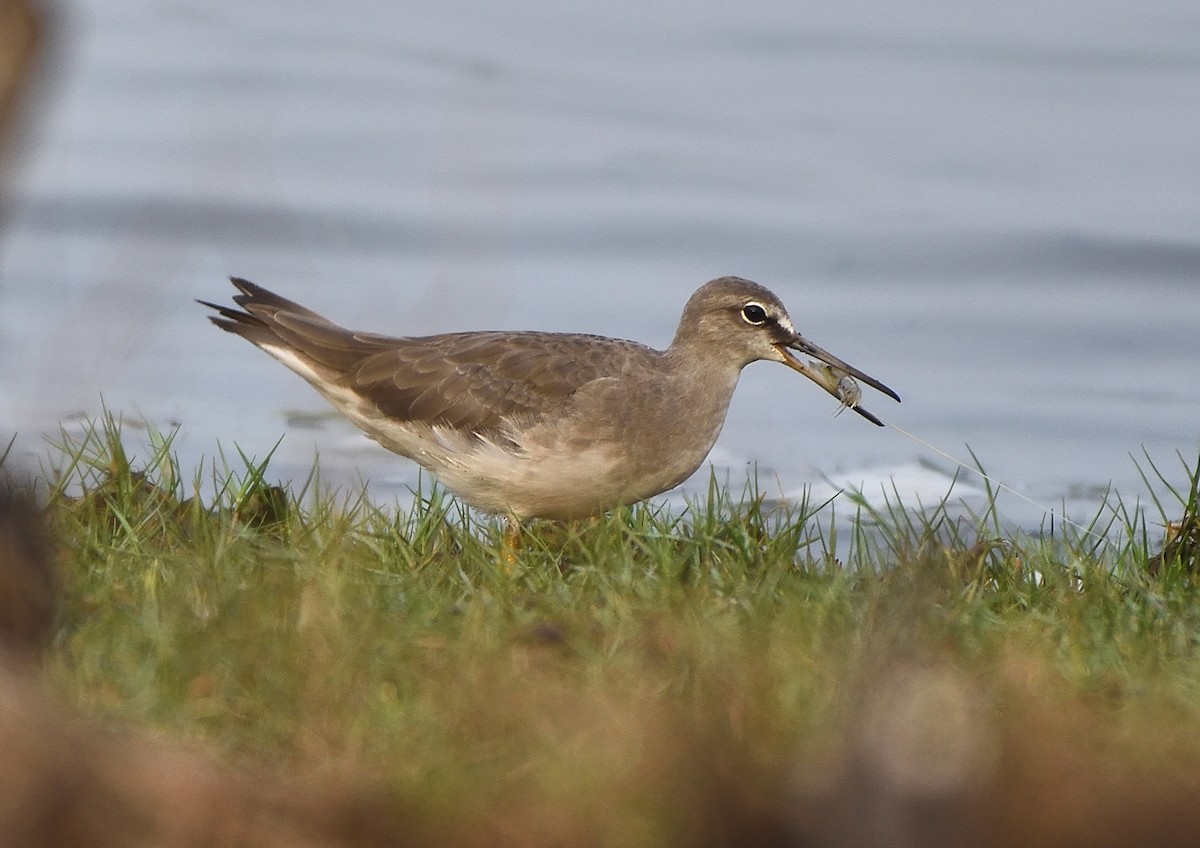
(203, 278, 662, 436)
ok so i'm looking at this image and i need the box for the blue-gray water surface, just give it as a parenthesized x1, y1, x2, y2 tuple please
(2, 0, 1198, 530)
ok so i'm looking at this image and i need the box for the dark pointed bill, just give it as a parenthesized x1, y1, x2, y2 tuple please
(774, 336, 900, 427)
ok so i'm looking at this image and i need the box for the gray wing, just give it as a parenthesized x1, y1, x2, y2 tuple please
(201, 277, 658, 434)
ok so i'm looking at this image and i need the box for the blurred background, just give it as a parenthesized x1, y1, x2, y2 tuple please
(1, 0, 1197, 526)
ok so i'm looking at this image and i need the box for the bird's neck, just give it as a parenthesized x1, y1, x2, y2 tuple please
(661, 342, 744, 410)
(665, 332, 746, 374)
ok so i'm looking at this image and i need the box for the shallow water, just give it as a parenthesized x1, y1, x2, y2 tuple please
(2, 0, 1198, 528)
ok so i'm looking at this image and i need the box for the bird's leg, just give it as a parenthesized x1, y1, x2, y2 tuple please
(500, 515, 522, 571)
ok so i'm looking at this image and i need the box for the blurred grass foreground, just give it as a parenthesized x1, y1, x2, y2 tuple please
(1, 414, 1200, 847)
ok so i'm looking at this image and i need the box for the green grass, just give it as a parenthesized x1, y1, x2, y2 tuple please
(12, 412, 1200, 842)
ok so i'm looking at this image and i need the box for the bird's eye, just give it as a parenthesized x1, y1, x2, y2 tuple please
(741, 303, 768, 325)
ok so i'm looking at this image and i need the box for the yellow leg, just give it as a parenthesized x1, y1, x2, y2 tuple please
(501, 516, 522, 572)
